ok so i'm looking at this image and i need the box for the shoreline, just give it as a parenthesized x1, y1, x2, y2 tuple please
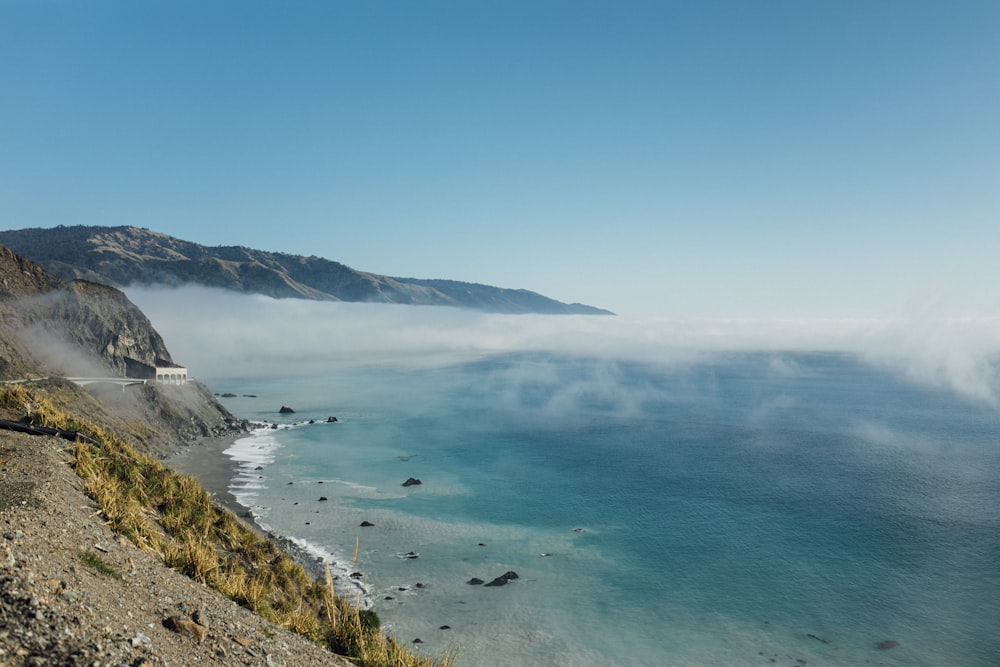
(167, 430, 370, 600)
(167, 433, 255, 526)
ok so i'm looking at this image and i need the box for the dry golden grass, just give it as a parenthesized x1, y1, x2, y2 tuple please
(1, 385, 456, 667)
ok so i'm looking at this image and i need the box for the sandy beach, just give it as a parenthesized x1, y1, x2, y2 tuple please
(167, 433, 257, 524)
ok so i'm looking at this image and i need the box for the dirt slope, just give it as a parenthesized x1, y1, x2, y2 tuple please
(0, 429, 353, 667)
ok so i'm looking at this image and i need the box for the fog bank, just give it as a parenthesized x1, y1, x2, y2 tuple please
(126, 286, 1000, 404)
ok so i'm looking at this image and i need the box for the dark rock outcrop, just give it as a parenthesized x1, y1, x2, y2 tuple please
(402, 477, 422, 487)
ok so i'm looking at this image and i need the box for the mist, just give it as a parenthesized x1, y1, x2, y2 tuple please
(125, 286, 1000, 404)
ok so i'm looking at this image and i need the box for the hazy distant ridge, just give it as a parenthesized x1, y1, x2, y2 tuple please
(0, 226, 613, 315)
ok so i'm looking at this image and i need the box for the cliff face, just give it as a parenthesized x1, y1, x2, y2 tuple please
(0, 243, 242, 452)
(0, 246, 173, 377)
(0, 225, 615, 314)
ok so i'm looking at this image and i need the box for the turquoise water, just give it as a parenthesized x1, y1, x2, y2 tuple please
(210, 352, 1000, 666)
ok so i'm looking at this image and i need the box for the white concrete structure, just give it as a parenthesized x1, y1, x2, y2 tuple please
(155, 367, 188, 385)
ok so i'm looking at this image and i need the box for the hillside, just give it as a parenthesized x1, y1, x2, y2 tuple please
(0, 246, 450, 666)
(0, 225, 614, 315)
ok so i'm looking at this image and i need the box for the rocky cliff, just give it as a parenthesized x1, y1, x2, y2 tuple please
(0, 225, 614, 314)
(0, 244, 242, 453)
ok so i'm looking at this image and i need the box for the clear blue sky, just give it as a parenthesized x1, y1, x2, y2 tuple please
(2, 1, 998, 317)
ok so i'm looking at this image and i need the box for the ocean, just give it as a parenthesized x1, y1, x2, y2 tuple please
(207, 351, 1000, 667)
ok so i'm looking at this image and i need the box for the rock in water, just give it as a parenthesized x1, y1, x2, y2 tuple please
(483, 571, 519, 587)
(279, 405, 295, 414)
(402, 477, 422, 487)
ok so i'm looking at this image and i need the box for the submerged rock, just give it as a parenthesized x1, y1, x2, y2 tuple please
(875, 640, 899, 650)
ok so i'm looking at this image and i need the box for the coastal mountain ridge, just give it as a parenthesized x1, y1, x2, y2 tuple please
(0, 225, 614, 315)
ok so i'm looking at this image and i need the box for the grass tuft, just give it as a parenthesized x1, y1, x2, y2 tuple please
(79, 550, 122, 580)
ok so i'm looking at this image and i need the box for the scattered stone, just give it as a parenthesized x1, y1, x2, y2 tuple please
(360, 521, 374, 527)
(468, 578, 484, 585)
(439, 625, 451, 630)
(412, 638, 423, 644)
(402, 551, 419, 559)
(163, 613, 207, 643)
(402, 477, 422, 487)
(318, 496, 328, 502)
(875, 640, 899, 650)
(326, 416, 339, 423)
